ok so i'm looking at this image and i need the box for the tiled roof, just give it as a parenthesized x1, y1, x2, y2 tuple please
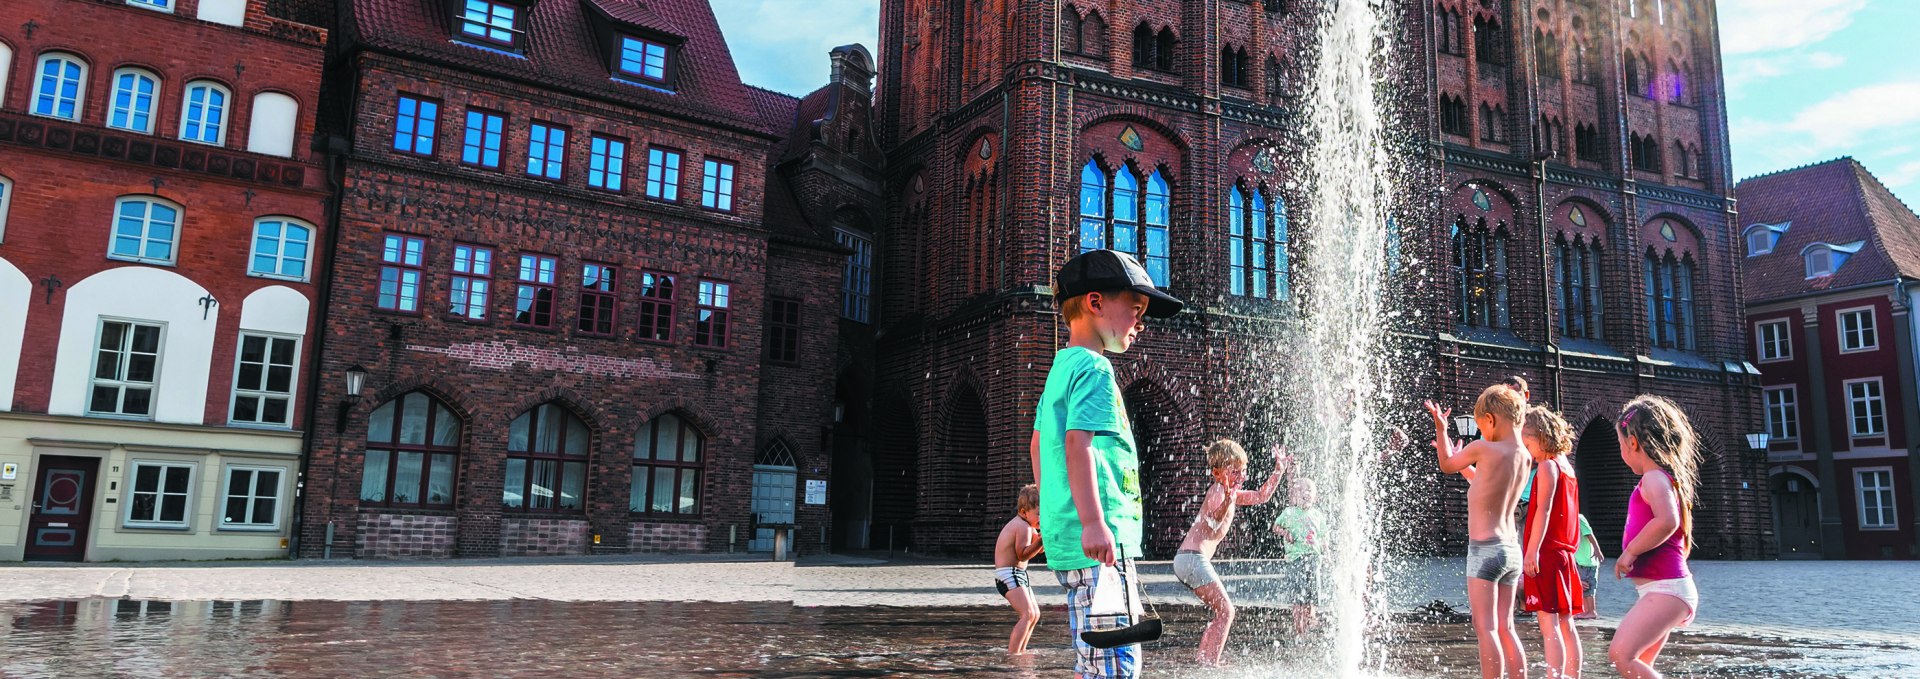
(1735, 157, 1920, 302)
(744, 84, 801, 139)
(347, 0, 775, 135)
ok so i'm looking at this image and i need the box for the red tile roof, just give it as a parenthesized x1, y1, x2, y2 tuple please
(347, 0, 775, 135)
(1735, 157, 1920, 303)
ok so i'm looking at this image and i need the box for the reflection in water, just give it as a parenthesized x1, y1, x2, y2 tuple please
(1, 600, 1911, 678)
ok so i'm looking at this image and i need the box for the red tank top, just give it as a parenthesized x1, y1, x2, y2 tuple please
(1523, 460, 1581, 553)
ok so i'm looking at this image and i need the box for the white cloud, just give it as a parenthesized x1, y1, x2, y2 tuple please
(1718, 0, 1868, 55)
(1880, 161, 1920, 192)
(1725, 50, 1846, 94)
(712, 0, 879, 95)
(1781, 82, 1920, 146)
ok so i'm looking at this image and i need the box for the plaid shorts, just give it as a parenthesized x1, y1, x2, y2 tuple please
(1056, 560, 1141, 679)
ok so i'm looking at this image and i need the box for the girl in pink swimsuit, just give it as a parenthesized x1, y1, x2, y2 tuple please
(1608, 396, 1703, 679)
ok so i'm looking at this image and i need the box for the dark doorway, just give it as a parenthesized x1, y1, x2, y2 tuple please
(869, 400, 918, 552)
(1771, 471, 1821, 558)
(948, 387, 992, 554)
(25, 456, 100, 562)
(1573, 417, 1631, 550)
(1125, 381, 1191, 560)
(830, 374, 872, 551)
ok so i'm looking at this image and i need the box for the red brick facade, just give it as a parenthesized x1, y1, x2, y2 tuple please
(860, 0, 1769, 558)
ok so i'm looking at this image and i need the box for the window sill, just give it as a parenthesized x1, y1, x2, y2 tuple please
(372, 307, 424, 318)
(1757, 357, 1793, 364)
(629, 514, 704, 523)
(1860, 525, 1901, 532)
(357, 506, 458, 516)
(106, 254, 177, 268)
(1838, 346, 1879, 355)
(225, 420, 296, 431)
(216, 524, 283, 533)
(247, 271, 312, 284)
(181, 138, 227, 149)
(29, 111, 81, 123)
(446, 313, 492, 325)
(108, 125, 156, 136)
(85, 411, 157, 422)
(122, 523, 192, 532)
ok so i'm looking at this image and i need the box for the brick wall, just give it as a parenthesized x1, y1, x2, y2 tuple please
(627, 520, 708, 553)
(500, 517, 590, 557)
(355, 512, 456, 559)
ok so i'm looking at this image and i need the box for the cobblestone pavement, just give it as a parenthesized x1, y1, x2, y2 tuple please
(3, 553, 1916, 645)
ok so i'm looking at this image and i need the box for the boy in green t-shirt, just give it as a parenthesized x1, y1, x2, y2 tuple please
(1029, 249, 1183, 679)
(1574, 513, 1603, 620)
(1272, 476, 1325, 636)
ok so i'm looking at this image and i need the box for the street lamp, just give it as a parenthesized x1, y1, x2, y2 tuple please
(337, 365, 369, 433)
(1745, 432, 1770, 451)
(1453, 414, 1480, 439)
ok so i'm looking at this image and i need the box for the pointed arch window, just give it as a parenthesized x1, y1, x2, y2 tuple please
(1555, 234, 1604, 339)
(1228, 183, 1288, 300)
(505, 403, 590, 512)
(1062, 6, 1083, 54)
(1453, 215, 1511, 328)
(361, 392, 462, 508)
(1132, 23, 1155, 68)
(1077, 159, 1170, 286)
(632, 413, 703, 515)
(1155, 28, 1176, 71)
(1082, 11, 1108, 56)
(1644, 250, 1696, 350)
(1473, 17, 1504, 65)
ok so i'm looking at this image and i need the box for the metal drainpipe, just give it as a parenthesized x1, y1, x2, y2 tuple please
(1538, 159, 1562, 409)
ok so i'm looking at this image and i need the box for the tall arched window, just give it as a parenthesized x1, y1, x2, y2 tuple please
(1077, 159, 1170, 286)
(1082, 11, 1108, 56)
(1644, 251, 1696, 351)
(632, 413, 703, 515)
(109, 68, 159, 134)
(1453, 216, 1510, 328)
(180, 80, 230, 146)
(251, 218, 313, 281)
(109, 196, 181, 265)
(361, 392, 462, 508)
(1556, 234, 1603, 339)
(505, 403, 589, 512)
(32, 53, 87, 121)
(248, 92, 299, 157)
(1228, 183, 1288, 300)
(1473, 17, 1503, 65)
(1132, 23, 1155, 68)
(1062, 6, 1082, 54)
(1155, 28, 1176, 71)
(1624, 50, 1643, 95)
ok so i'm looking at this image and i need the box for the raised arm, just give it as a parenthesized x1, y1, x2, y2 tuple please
(1424, 400, 1476, 475)
(1064, 430, 1115, 566)
(1238, 446, 1290, 505)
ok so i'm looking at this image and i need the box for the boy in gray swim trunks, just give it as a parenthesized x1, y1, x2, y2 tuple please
(1425, 385, 1532, 679)
(1173, 440, 1286, 667)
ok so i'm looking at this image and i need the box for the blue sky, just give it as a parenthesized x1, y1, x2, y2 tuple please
(712, 0, 1919, 204)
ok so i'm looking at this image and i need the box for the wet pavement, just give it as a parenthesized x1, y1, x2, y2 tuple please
(0, 556, 1914, 677)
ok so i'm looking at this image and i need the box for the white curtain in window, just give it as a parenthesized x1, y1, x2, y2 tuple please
(248, 92, 298, 157)
(198, 0, 246, 26)
(0, 43, 11, 107)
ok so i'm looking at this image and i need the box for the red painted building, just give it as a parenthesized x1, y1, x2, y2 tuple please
(296, 0, 856, 558)
(1738, 158, 1920, 560)
(0, 0, 329, 561)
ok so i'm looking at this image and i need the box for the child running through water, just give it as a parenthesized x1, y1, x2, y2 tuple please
(1272, 475, 1324, 637)
(1172, 440, 1287, 666)
(1425, 385, 1532, 679)
(1520, 407, 1583, 678)
(1609, 396, 1703, 679)
(993, 484, 1046, 656)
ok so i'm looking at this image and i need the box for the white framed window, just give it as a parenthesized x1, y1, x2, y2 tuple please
(180, 80, 231, 146)
(1855, 468, 1897, 530)
(1805, 246, 1834, 277)
(0, 43, 13, 106)
(836, 228, 872, 323)
(89, 319, 164, 418)
(1838, 307, 1878, 353)
(250, 218, 313, 281)
(127, 0, 175, 12)
(700, 159, 735, 211)
(1763, 386, 1799, 442)
(109, 196, 182, 265)
(458, 0, 522, 48)
(1743, 223, 1784, 256)
(219, 465, 285, 530)
(125, 460, 193, 529)
(1756, 319, 1791, 362)
(108, 68, 159, 134)
(0, 175, 12, 243)
(1845, 378, 1886, 437)
(229, 333, 299, 427)
(32, 53, 88, 121)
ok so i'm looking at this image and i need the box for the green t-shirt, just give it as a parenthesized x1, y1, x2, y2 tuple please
(1574, 514, 1599, 567)
(1034, 346, 1142, 571)
(1273, 506, 1325, 561)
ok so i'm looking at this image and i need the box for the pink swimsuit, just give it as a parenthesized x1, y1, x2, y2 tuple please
(1623, 472, 1690, 580)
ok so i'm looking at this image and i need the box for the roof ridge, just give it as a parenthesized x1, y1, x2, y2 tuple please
(1849, 158, 1920, 220)
(1736, 156, 1854, 186)
(743, 83, 802, 101)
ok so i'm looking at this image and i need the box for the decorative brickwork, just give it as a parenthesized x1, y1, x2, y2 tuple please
(627, 521, 709, 553)
(356, 513, 457, 559)
(500, 517, 591, 557)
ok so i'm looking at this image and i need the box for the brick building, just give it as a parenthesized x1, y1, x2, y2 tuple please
(1737, 158, 1920, 560)
(854, 0, 1770, 558)
(296, 0, 854, 558)
(0, 0, 329, 561)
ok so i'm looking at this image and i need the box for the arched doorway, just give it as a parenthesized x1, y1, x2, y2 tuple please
(1771, 469, 1821, 558)
(750, 441, 798, 552)
(1124, 380, 1195, 560)
(1574, 417, 1631, 550)
(870, 399, 919, 551)
(947, 386, 992, 554)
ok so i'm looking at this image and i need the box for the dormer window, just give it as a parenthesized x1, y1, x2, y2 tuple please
(1802, 240, 1864, 279)
(1743, 221, 1788, 256)
(459, 0, 523, 49)
(618, 36, 674, 86)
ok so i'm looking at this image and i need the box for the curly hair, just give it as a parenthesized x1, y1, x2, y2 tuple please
(1205, 439, 1248, 471)
(1522, 406, 1574, 457)
(1016, 483, 1040, 513)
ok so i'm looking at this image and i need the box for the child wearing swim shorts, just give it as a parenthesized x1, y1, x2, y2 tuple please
(1173, 440, 1286, 666)
(1426, 385, 1532, 679)
(1608, 395, 1703, 679)
(993, 484, 1046, 655)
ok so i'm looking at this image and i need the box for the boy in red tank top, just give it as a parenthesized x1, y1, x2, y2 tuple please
(1520, 407, 1583, 678)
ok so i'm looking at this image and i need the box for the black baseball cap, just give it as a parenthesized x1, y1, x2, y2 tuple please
(1055, 249, 1185, 318)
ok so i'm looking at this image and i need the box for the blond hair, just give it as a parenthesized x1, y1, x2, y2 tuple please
(1522, 406, 1573, 456)
(1503, 375, 1531, 398)
(1473, 384, 1526, 423)
(1205, 439, 1248, 470)
(1617, 395, 1700, 553)
(1060, 295, 1093, 323)
(1016, 483, 1040, 513)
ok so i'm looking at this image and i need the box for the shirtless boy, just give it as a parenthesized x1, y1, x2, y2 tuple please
(1172, 440, 1286, 666)
(1425, 385, 1533, 679)
(994, 484, 1047, 655)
